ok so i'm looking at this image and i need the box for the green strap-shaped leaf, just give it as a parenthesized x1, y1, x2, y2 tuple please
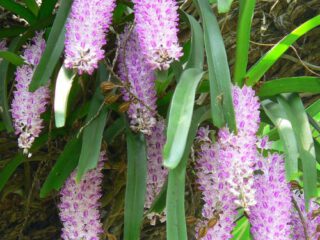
(38, 0, 59, 19)
(0, 27, 27, 39)
(0, 51, 24, 66)
(166, 106, 210, 240)
(232, 217, 251, 240)
(54, 66, 75, 128)
(258, 77, 320, 97)
(0, 38, 20, 132)
(23, 0, 39, 16)
(163, 68, 204, 169)
(262, 99, 299, 180)
(148, 181, 167, 214)
(277, 94, 317, 206)
(234, 0, 256, 85)
(184, 12, 204, 70)
(124, 130, 147, 240)
(194, 0, 236, 131)
(307, 99, 320, 117)
(0, 0, 37, 24)
(76, 66, 108, 181)
(246, 15, 320, 86)
(40, 136, 82, 197)
(29, 0, 73, 91)
(217, 0, 234, 13)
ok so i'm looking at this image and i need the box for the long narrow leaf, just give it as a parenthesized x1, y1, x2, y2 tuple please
(195, 0, 236, 131)
(54, 66, 75, 128)
(0, 0, 37, 24)
(0, 51, 24, 66)
(23, 0, 39, 16)
(277, 94, 317, 206)
(217, 0, 234, 13)
(184, 13, 204, 70)
(38, 0, 59, 19)
(262, 100, 299, 180)
(76, 66, 108, 181)
(234, 0, 256, 85)
(258, 77, 320, 97)
(0, 38, 20, 132)
(29, 0, 73, 91)
(163, 68, 204, 169)
(246, 15, 320, 86)
(40, 136, 81, 197)
(124, 130, 147, 240)
(166, 106, 210, 240)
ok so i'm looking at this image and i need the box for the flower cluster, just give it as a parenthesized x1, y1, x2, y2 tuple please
(118, 26, 157, 135)
(145, 120, 168, 225)
(291, 191, 320, 239)
(132, 0, 182, 70)
(11, 32, 50, 155)
(249, 153, 292, 240)
(217, 85, 261, 211)
(64, 0, 116, 75)
(59, 152, 106, 240)
(195, 127, 238, 239)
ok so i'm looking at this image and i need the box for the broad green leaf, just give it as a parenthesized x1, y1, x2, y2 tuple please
(103, 115, 126, 144)
(124, 130, 147, 240)
(76, 66, 108, 181)
(234, 0, 256, 85)
(38, 0, 58, 19)
(195, 0, 236, 131)
(0, 27, 27, 39)
(0, 51, 24, 66)
(54, 66, 75, 128)
(217, 0, 234, 13)
(0, 154, 25, 192)
(23, 0, 39, 16)
(277, 94, 317, 205)
(258, 77, 320, 97)
(232, 217, 251, 240)
(246, 15, 320, 86)
(166, 106, 210, 240)
(149, 181, 167, 214)
(29, 0, 73, 91)
(0, 38, 20, 132)
(262, 100, 299, 180)
(163, 68, 204, 169)
(184, 13, 204, 70)
(0, 0, 37, 24)
(40, 136, 82, 197)
(307, 99, 320, 117)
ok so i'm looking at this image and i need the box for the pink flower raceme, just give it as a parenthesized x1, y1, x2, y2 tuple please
(291, 191, 320, 240)
(195, 127, 238, 239)
(11, 33, 50, 155)
(215, 86, 260, 211)
(59, 152, 106, 240)
(118, 26, 157, 135)
(145, 120, 168, 225)
(132, 0, 182, 70)
(249, 152, 292, 240)
(64, 0, 116, 75)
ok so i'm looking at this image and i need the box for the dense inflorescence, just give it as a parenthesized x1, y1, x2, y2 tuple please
(132, 0, 182, 70)
(291, 191, 320, 239)
(59, 152, 106, 240)
(249, 152, 292, 239)
(118, 26, 157, 135)
(11, 32, 50, 155)
(64, 0, 116, 75)
(195, 127, 238, 239)
(216, 85, 260, 211)
(145, 120, 168, 225)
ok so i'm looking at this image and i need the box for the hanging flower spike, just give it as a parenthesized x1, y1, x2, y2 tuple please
(249, 153, 292, 240)
(59, 152, 106, 240)
(145, 120, 168, 225)
(195, 127, 238, 240)
(11, 32, 50, 156)
(291, 190, 320, 240)
(118, 26, 157, 135)
(132, 0, 183, 70)
(215, 85, 260, 211)
(64, 0, 116, 75)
